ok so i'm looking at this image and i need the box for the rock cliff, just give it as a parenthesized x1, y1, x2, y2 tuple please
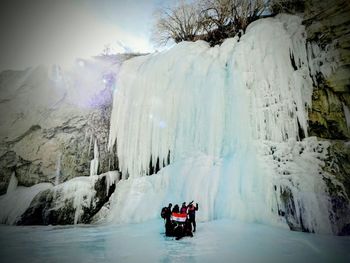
(302, 0, 350, 235)
(0, 55, 129, 194)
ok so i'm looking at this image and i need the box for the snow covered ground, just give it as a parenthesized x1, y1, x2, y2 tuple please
(0, 219, 349, 263)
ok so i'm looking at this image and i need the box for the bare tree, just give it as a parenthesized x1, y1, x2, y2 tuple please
(200, 0, 266, 33)
(233, 0, 266, 30)
(152, 0, 203, 46)
(269, 0, 305, 14)
(152, 0, 268, 47)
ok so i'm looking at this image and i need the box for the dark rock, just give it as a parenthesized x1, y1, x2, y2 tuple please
(339, 224, 350, 235)
(322, 141, 350, 235)
(279, 186, 310, 232)
(304, 0, 350, 140)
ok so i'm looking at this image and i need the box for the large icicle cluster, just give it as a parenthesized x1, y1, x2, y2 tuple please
(109, 15, 312, 177)
(107, 15, 333, 233)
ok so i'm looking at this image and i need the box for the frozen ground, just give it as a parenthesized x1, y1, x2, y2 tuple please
(0, 219, 349, 263)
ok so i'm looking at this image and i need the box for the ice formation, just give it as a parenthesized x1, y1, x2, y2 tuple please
(6, 173, 18, 195)
(90, 139, 99, 176)
(53, 176, 97, 224)
(108, 15, 312, 177)
(343, 103, 350, 129)
(0, 183, 53, 224)
(107, 15, 335, 233)
(55, 154, 62, 186)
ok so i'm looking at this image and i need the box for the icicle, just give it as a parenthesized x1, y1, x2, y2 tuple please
(94, 139, 99, 160)
(6, 172, 18, 195)
(104, 171, 119, 196)
(88, 133, 93, 154)
(343, 103, 350, 129)
(90, 139, 99, 176)
(55, 153, 62, 186)
(108, 14, 315, 178)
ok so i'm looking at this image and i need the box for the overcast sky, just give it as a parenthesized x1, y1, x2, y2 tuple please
(0, 0, 170, 71)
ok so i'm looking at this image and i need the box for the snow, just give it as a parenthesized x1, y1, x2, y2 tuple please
(307, 39, 340, 83)
(52, 176, 98, 224)
(0, 219, 349, 263)
(107, 15, 334, 233)
(0, 183, 53, 224)
(261, 137, 333, 234)
(51, 171, 120, 224)
(0, 171, 120, 225)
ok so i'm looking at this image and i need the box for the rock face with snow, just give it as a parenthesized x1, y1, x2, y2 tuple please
(302, 0, 350, 235)
(0, 55, 130, 194)
(0, 182, 53, 225)
(304, 0, 350, 140)
(17, 172, 119, 225)
(0, 1, 349, 236)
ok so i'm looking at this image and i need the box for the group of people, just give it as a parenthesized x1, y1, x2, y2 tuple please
(161, 201, 199, 240)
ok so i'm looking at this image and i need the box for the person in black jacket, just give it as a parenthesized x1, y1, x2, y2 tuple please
(187, 202, 199, 232)
(172, 204, 180, 213)
(161, 203, 173, 236)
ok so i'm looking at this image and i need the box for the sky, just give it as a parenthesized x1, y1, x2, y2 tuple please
(0, 0, 170, 71)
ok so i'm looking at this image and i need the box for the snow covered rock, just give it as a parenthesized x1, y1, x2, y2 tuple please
(302, 0, 350, 234)
(304, 0, 350, 140)
(0, 182, 53, 224)
(322, 141, 350, 235)
(17, 171, 119, 225)
(304, 0, 350, 93)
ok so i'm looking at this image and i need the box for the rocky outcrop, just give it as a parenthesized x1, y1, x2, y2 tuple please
(275, 140, 350, 235)
(304, 0, 350, 93)
(264, 0, 350, 235)
(0, 55, 130, 194)
(299, 0, 350, 235)
(17, 172, 118, 225)
(323, 141, 350, 235)
(304, 0, 350, 139)
(308, 87, 350, 139)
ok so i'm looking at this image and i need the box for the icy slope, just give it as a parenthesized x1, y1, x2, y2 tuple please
(1, 219, 349, 263)
(107, 15, 335, 233)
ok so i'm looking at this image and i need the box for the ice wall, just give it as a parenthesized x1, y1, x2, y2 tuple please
(107, 15, 333, 233)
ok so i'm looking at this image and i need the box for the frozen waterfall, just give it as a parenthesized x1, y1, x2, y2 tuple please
(6, 173, 18, 195)
(90, 139, 99, 176)
(107, 15, 333, 234)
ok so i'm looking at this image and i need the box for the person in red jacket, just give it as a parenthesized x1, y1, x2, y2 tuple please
(188, 202, 199, 232)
